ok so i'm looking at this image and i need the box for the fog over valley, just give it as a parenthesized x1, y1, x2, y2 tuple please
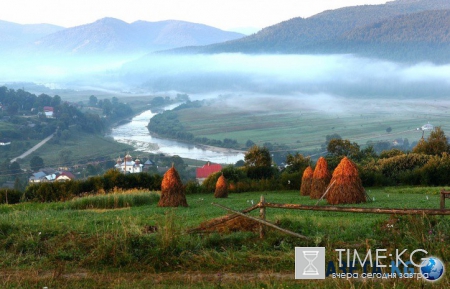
(2, 53, 450, 101)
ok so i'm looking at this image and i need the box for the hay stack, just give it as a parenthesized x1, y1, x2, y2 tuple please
(310, 157, 331, 199)
(326, 157, 366, 205)
(214, 174, 228, 198)
(157, 166, 188, 207)
(300, 166, 313, 196)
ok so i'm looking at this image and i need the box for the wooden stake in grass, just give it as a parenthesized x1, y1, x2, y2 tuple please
(158, 166, 188, 207)
(326, 157, 366, 205)
(214, 174, 228, 198)
(310, 157, 331, 199)
(300, 166, 313, 196)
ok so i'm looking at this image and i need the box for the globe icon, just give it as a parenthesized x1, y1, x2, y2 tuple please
(420, 257, 445, 281)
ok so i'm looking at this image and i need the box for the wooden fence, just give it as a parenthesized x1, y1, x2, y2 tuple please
(210, 193, 450, 239)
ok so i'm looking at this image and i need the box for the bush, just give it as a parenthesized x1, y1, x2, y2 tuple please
(419, 153, 450, 185)
(0, 189, 22, 204)
(378, 153, 431, 184)
(379, 148, 405, 159)
(201, 172, 222, 193)
(279, 172, 302, 190)
(185, 180, 206, 194)
(24, 172, 163, 203)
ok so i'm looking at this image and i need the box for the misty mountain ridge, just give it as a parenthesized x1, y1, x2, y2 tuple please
(0, 20, 63, 50)
(25, 17, 244, 55)
(171, 0, 450, 62)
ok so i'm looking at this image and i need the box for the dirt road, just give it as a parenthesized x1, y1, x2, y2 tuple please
(10, 132, 55, 163)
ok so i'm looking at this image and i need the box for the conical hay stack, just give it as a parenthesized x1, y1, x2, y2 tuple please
(214, 175, 228, 198)
(310, 157, 331, 199)
(326, 157, 366, 205)
(158, 166, 188, 207)
(300, 166, 313, 196)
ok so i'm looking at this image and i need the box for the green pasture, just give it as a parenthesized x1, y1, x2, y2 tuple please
(0, 187, 449, 288)
(16, 132, 134, 170)
(177, 98, 450, 151)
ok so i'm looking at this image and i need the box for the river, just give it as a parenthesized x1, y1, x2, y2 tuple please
(109, 104, 245, 164)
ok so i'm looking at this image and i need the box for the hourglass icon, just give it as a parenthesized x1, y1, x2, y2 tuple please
(303, 251, 319, 275)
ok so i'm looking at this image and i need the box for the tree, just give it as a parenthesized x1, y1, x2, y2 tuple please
(101, 99, 112, 116)
(59, 149, 73, 165)
(244, 145, 272, 168)
(244, 145, 274, 179)
(327, 139, 360, 159)
(30, 156, 44, 172)
(7, 102, 19, 115)
(284, 153, 310, 173)
(9, 161, 21, 176)
(246, 139, 255, 148)
(322, 134, 342, 150)
(413, 126, 450, 156)
(51, 95, 61, 107)
(235, 160, 245, 167)
(89, 95, 98, 106)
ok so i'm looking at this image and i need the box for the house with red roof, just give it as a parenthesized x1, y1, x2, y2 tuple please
(196, 162, 222, 184)
(55, 171, 76, 182)
(43, 106, 54, 118)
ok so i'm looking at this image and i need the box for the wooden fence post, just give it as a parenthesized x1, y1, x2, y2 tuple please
(441, 190, 446, 210)
(260, 195, 266, 239)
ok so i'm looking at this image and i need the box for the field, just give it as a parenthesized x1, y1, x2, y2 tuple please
(177, 96, 450, 151)
(16, 132, 134, 171)
(0, 187, 449, 288)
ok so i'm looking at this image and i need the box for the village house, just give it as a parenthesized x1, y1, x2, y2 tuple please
(29, 170, 76, 183)
(196, 162, 222, 184)
(43, 106, 54, 118)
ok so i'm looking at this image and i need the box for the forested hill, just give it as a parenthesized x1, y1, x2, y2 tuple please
(342, 9, 450, 43)
(171, 0, 450, 62)
(319, 9, 450, 61)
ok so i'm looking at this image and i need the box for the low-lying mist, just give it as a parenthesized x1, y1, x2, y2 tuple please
(1, 52, 450, 100)
(121, 53, 450, 98)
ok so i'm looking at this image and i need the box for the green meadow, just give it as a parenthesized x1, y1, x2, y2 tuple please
(177, 97, 450, 151)
(0, 188, 448, 288)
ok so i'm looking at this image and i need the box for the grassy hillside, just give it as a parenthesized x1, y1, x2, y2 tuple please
(0, 188, 448, 288)
(17, 131, 133, 170)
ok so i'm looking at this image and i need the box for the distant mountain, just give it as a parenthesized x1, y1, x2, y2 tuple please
(173, 0, 450, 62)
(29, 18, 244, 55)
(0, 20, 63, 50)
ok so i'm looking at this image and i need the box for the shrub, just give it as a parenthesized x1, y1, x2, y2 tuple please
(419, 153, 450, 185)
(0, 189, 22, 204)
(378, 153, 431, 184)
(185, 180, 205, 194)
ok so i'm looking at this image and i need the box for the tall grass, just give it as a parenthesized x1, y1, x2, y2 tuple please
(64, 190, 160, 210)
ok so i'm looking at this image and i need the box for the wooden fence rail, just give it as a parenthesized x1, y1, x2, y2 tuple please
(190, 195, 450, 239)
(260, 202, 450, 216)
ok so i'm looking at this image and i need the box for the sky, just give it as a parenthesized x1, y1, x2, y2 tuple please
(0, 0, 389, 32)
